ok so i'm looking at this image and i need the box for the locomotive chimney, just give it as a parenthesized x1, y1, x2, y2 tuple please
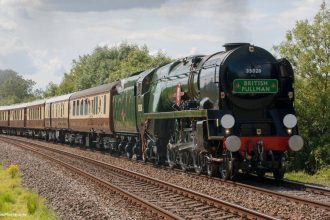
(223, 43, 250, 51)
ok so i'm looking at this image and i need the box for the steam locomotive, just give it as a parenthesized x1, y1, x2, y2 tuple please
(0, 43, 303, 180)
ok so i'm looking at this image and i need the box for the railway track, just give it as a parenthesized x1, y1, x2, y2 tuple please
(237, 173, 330, 197)
(136, 153, 330, 208)
(171, 168, 330, 209)
(0, 136, 277, 220)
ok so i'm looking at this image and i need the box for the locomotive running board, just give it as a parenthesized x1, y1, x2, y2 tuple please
(143, 110, 208, 120)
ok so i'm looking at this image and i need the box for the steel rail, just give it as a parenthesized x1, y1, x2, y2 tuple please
(1, 136, 277, 220)
(1, 138, 183, 220)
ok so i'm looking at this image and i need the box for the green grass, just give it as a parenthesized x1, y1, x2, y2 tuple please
(285, 166, 330, 187)
(0, 164, 58, 220)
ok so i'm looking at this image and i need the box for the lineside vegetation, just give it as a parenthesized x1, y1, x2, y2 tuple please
(0, 163, 57, 220)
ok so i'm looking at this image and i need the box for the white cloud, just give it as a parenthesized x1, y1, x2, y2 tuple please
(28, 57, 66, 88)
(0, 38, 24, 53)
(0, 0, 327, 90)
(277, 0, 323, 29)
(0, 18, 17, 31)
(0, 0, 41, 8)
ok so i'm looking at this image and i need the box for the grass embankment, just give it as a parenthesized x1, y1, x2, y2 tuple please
(285, 166, 330, 187)
(0, 164, 57, 220)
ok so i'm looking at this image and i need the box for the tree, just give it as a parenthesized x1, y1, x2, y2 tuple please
(274, 1, 330, 172)
(43, 82, 59, 98)
(55, 42, 172, 93)
(0, 69, 37, 105)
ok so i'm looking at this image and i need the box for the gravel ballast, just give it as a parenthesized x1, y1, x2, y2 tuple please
(0, 141, 153, 220)
(21, 138, 329, 220)
(1, 137, 329, 219)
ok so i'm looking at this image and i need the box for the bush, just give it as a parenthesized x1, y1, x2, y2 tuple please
(7, 164, 19, 178)
(0, 191, 15, 204)
(27, 193, 39, 215)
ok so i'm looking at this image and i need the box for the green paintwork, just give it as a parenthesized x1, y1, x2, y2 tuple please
(135, 69, 155, 128)
(113, 75, 139, 133)
(136, 58, 203, 138)
(144, 110, 207, 120)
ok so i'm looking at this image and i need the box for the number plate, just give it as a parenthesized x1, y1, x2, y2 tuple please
(233, 79, 278, 93)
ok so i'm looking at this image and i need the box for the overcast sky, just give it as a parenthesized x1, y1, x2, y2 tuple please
(0, 0, 327, 89)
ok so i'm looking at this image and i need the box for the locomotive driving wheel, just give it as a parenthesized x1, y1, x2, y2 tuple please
(179, 150, 191, 172)
(256, 169, 266, 178)
(219, 150, 234, 180)
(207, 161, 218, 177)
(273, 167, 284, 181)
(167, 145, 177, 169)
(273, 153, 285, 181)
(192, 151, 206, 175)
(142, 149, 148, 163)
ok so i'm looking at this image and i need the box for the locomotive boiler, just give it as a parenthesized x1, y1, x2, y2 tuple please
(130, 43, 303, 180)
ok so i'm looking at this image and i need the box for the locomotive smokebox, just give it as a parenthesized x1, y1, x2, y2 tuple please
(223, 43, 250, 51)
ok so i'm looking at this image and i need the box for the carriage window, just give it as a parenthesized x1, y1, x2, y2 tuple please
(99, 97, 102, 114)
(76, 101, 80, 116)
(104, 95, 106, 114)
(95, 96, 98, 114)
(84, 99, 88, 115)
(72, 101, 75, 116)
(80, 100, 84, 115)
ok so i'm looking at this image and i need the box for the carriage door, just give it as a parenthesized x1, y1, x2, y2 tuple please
(49, 103, 52, 127)
(135, 81, 144, 130)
